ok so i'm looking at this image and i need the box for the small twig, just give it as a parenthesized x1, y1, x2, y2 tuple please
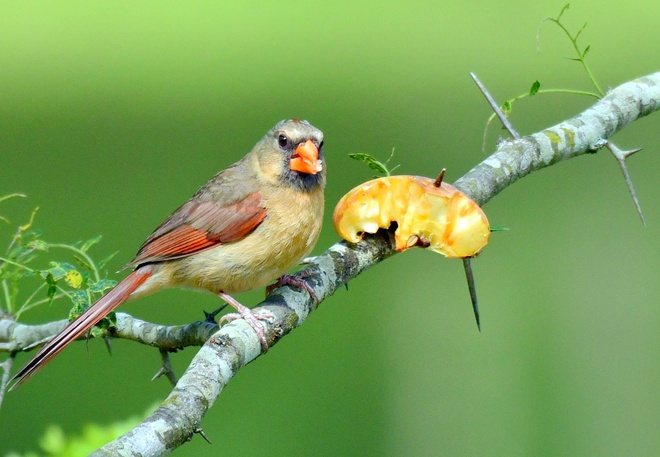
(6, 203, 36, 256)
(606, 142, 645, 225)
(540, 5, 605, 97)
(470, 72, 521, 139)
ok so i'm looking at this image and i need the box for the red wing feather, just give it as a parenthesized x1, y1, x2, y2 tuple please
(130, 192, 267, 266)
(133, 225, 217, 261)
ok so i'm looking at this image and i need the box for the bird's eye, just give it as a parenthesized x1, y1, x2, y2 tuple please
(278, 134, 289, 149)
(319, 140, 324, 150)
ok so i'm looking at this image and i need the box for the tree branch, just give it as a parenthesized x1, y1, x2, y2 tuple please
(0, 313, 217, 352)
(2, 72, 658, 456)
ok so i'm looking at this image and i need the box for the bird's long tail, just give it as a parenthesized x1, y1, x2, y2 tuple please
(9, 269, 152, 390)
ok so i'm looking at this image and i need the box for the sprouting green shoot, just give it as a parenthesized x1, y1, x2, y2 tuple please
(349, 148, 400, 178)
(483, 3, 604, 150)
(539, 3, 604, 96)
(0, 195, 117, 325)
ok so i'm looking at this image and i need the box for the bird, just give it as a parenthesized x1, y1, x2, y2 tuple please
(9, 119, 325, 389)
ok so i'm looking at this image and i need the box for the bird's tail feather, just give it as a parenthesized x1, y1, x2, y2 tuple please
(9, 269, 152, 390)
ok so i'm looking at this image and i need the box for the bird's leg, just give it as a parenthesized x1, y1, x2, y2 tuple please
(266, 272, 318, 302)
(218, 292, 273, 350)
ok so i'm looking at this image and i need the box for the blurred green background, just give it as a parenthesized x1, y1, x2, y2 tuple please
(1, 1, 659, 456)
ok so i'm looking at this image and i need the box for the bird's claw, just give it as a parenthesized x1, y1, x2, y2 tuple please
(266, 272, 318, 302)
(219, 309, 274, 351)
(217, 292, 273, 351)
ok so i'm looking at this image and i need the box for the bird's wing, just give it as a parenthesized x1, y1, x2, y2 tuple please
(128, 191, 267, 267)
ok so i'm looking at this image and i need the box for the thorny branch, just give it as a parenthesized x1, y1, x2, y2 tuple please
(1, 71, 659, 456)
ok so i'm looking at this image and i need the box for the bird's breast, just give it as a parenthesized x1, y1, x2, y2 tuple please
(162, 185, 324, 295)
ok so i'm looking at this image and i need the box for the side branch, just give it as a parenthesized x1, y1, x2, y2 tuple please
(454, 72, 660, 205)
(0, 314, 217, 352)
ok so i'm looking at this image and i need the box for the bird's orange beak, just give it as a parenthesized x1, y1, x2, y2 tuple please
(290, 139, 322, 174)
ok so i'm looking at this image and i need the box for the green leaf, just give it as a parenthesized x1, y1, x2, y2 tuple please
(582, 44, 590, 58)
(26, 239, 48, 252)
(24, 228, 43, 238)
(74, 254, 94, 271)
(44, 262, 77, 281)
(89, 312, 117, 338)
(68, 289, 116, 334)
(490, 225, 510, 232)
(81, 270, 91, 284)
(68, 290, 90, 319)
(46, 272, 57, 302)
(349, 153, 389, 176)
(89, 278, 118, 294)
(8, 244, 33, 261)
(557, 3, 570, 21)
(70, 289, 89, 306)
(45, 271, 57, 285)
(97, 311, 116, 329)
(97, 251, 119, 270)
(529, 80, 541, 96)
(81, 234, 103, 252)
(575, 21, 588, 41)
(501, 101, 512, 116)
(64, 270, 83, 289)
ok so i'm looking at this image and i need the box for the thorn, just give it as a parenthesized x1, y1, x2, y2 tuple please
(470, 72, 521, 140)
(623, 147, 642, 159)
(194, 427, 213, 445)
(103, 336, 112, 355)
(433, 168, 446, 187)
(203, 304, 228, 323)
(152, 349, 178, 387)
(606, 142, 646, 226)
(151, 367, 167, 382)
(462, 258, 481, 331)
(0, 355, 16, 409)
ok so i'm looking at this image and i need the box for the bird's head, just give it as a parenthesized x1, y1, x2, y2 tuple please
(255, 119, 325, 192)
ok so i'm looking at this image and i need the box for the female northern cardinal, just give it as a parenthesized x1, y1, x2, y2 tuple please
(10, 119, 325, 389)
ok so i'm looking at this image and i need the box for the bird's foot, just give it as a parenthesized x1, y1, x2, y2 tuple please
(218, 292, 272, 351)
(266, 272, 318, 302)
